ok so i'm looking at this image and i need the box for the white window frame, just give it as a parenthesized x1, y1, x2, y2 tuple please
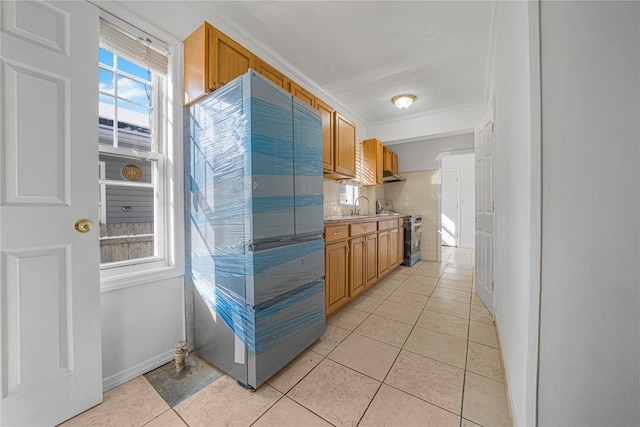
(97, 9, 183, 291)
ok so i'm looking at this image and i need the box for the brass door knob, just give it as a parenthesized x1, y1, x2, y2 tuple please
(75, 219, 93, 233)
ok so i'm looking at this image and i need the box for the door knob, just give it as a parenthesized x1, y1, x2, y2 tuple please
(75, 219, 93, 233)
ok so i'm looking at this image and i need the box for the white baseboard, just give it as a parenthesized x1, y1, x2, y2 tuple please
(494, 317, 516, 427)
(102, 349, 175, 392)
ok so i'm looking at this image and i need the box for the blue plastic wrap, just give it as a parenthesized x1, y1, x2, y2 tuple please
(187, 70, 325, 359)
(193, 275, 325, 354)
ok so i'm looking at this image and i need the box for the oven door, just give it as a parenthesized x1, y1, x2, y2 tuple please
(410, 225, 422, 253)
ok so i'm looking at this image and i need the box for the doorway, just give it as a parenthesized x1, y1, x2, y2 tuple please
(439, 151, 476, 252)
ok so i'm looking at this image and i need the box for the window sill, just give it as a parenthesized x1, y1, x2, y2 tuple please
(100, 262, 184, 293)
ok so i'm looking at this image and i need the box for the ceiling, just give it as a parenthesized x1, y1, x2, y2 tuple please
(202, 1, 494, 125)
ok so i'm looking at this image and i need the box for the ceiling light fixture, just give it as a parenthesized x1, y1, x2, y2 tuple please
(392, 94, 416, 109)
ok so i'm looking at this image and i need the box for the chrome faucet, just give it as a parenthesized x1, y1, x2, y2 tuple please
(352, 196, 370, 215)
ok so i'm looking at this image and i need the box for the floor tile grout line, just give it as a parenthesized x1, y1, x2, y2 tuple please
(171, 408, 191, 427)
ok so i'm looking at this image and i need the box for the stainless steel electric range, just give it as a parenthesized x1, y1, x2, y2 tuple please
(376, 200, 423, 266)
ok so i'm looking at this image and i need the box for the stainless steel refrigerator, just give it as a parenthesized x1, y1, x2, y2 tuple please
(186, 70, 325, 389)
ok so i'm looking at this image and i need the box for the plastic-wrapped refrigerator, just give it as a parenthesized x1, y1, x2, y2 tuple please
(186, 70, 325, 389)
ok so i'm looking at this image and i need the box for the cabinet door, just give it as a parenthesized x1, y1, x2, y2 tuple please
(360, 139, 376, 186)
(350, 237, 366, 298)
(376, 140, 384, 184)
(334, 112, 356, 177)
(209, 26, 254, 89)
(389, 228, 399, 269)
(365, 233, 378, 287)
(392, 151, 399, 174)
(383, 146, 393, 173)
(315, 98, 335, 173)
(378, 230, 389, 277)
(254, 56, 289, 90)
(325, 240, 349, 316)
(289, 81, 315, 106)
(184, 22, 210, 104)
(397, 226, 405, 265)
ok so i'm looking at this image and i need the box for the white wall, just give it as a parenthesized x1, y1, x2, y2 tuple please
(489, 2, 537, 426)
(101, 277, 185, 390)
(441, 153, 475, 249)
(94, 1, 186, 390)
(367, 102, 487, 143)
(538, 2, 640, 425)
(391, 133, 474, 172)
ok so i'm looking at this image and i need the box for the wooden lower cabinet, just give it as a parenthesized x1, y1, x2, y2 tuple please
(378, 230, 390, 278)
(397, 225, 404, 265)
(389, 227, 399, 269)
(365, 233, 378, 287)
(325, 240, 349, 316)
(349, 237, 366, 298)
(325, 218, 402, 317)
(350, 232, 378, 300)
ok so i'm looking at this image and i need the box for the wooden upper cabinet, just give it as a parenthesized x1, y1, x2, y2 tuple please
(334, 112, 357, 178)
(289, 81, 315, 106)
(392, 151, 399, 174)
(383, 146, 393, 174)
(376, 139, 384, 183)
(361, 138, 384, 186)
(383, 146, 399, 175)
(183, 22, 209, 104)
(183, 22, 254, 104)
(315, 98, 335, 173)
(254, 56, 289, 90)
(210, 26, 254, 89)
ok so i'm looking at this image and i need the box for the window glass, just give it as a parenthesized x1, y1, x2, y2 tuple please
(340, 183, 360, 206)
(99, 48, 113, 67)
(118, 56, 152, 81)
(98, 45, 161, 266)
(99, 68, 114, 93)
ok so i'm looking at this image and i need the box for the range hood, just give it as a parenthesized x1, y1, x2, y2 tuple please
(383, 173, 407, 183)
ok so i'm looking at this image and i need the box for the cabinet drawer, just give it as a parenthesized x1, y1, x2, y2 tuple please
(350, 221, 377, 237)
(324, 225, 349, 243)
(378, 219, 398, 231)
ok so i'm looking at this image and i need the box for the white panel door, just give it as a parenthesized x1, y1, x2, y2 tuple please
(474, 111, 495, 313)
(441, 170, 460, 247)
(0, 1, 102, 426)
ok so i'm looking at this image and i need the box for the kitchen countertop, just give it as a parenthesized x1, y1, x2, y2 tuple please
(324, 213, 403, 224)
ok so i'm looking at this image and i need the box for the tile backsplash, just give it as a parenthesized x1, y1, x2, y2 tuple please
(382, 170, 439, 261)
(323, 180, 378, 216)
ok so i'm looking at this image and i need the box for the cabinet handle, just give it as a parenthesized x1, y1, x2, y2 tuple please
(346, 244, 350, 256)
(334, 231, 343, 235)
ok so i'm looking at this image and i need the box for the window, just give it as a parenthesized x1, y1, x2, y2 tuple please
(340, 140, 363, 207)
(340, 183, 360, 206)
(98, 18, 170, 269)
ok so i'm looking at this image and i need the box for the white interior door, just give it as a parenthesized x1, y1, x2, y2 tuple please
(474, 111, 495, 313)
(441, 170, 460, 247)
(0, 1, 103, 425)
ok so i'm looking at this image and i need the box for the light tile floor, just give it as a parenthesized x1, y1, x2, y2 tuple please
(61, 247, 511, 427)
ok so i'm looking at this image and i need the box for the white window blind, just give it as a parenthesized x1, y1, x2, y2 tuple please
(99, 18, 169, 75)
(354, 139, 362, 183)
